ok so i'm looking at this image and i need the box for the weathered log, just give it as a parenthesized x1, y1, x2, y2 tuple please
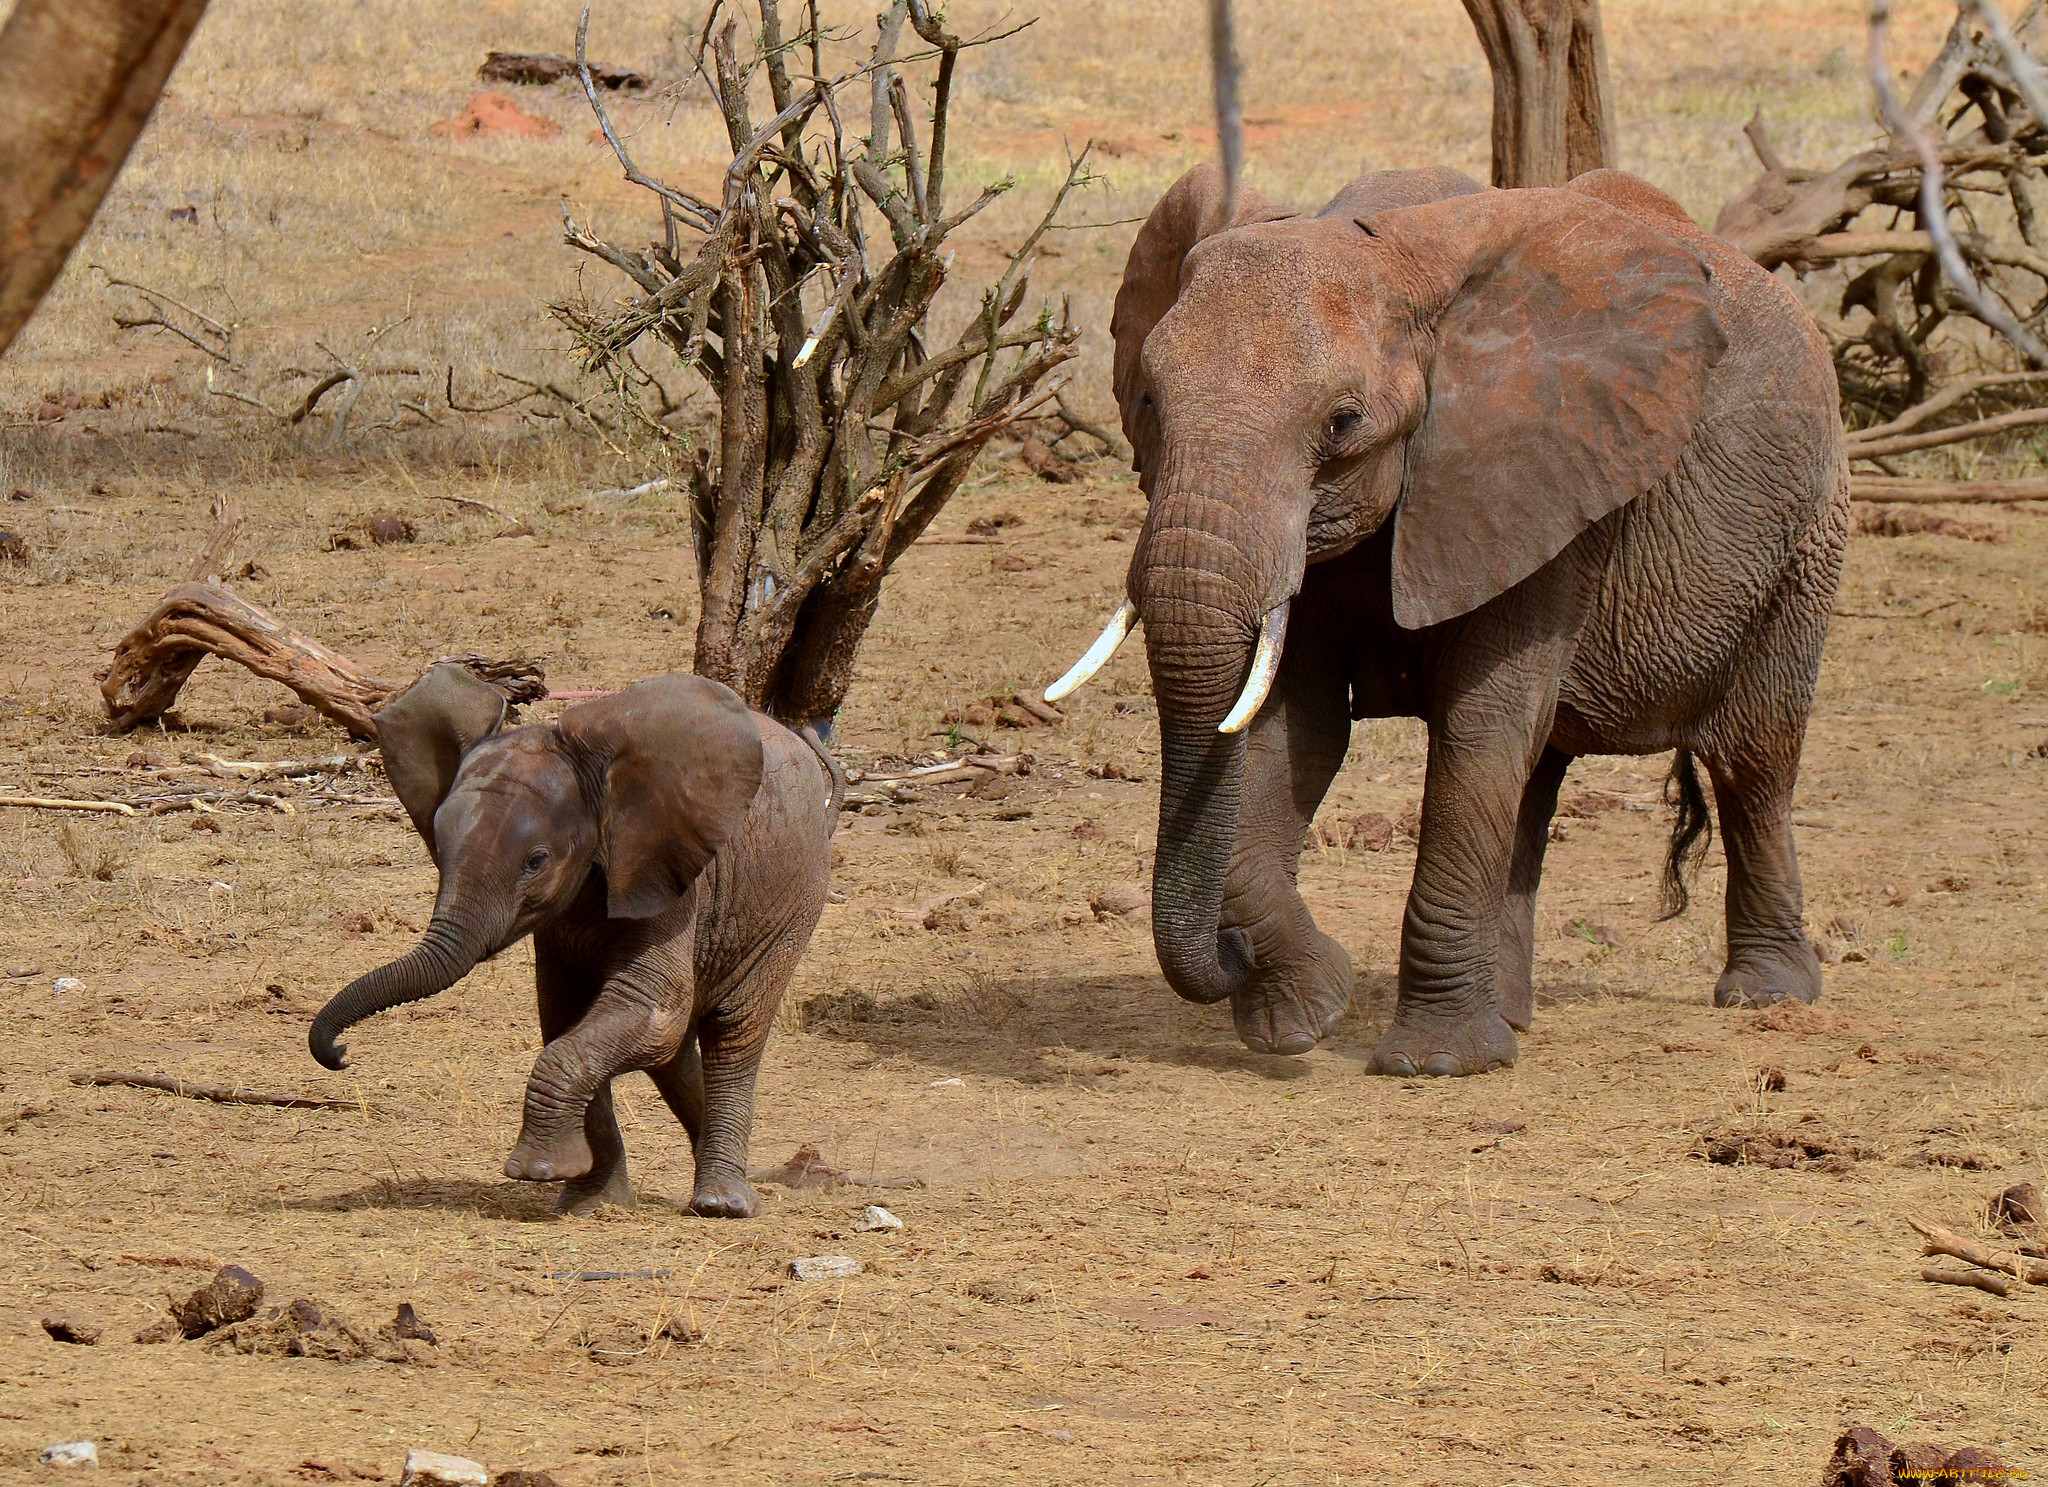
(478, 51, 646, 90)
(1851, 475, 2048, 502)
(98, 582, 545, 738)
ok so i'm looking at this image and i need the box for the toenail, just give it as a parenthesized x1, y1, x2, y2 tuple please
(1421, 1053, 1463, 1077)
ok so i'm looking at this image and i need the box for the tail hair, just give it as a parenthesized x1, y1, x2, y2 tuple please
(1660, 748, 1713, 920)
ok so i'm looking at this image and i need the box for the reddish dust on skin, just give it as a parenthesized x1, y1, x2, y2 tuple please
(430, 93, 561, 141)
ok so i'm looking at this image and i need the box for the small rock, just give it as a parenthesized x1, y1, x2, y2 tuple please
(39, 1316, 99, 1345)
(401, 1450, 490, 1487)
(1826, 913, 1862, 942)
(990, 553, 1038, 575)
(491, 1473, 564, 1487)
(367, 514, 416, 546)
(1046, 1429, 1075, 1443)
(855, 1205, 904, 1232)
(34, 401, 64, 422)
(51, 977, 83, 996)
(1092, 761, 1143, 781)
(928, 1077, 964, 1088)
(264, 702, 319, 728)
(124, 750, 164, 769)
(6, 487, 32, 501)
(172, 1264, 264, 1337)
(1989, 1181, 2044, 1231)
(0, 529, 30, 563)
(1091, 884, 1150, 919)
(1755, 1065, 1787, 1093)
(38, 1441, 96, 1468)
(191, 815, 222, 835)
(790, 1255, 864, 1282)
(1316, 811, 1393, 852)
(1019, 437, 1081, 484)
(993, 701, 1039, 727)
(940, 700, 994, 727)
(168, 204, 200, 224)
(1072, 819, 1108, 843)
(965, 510, 1022, 536)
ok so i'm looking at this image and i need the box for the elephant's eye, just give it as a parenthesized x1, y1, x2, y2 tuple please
(522, 848, 550, 874)
(1326, 408, 1363, 444)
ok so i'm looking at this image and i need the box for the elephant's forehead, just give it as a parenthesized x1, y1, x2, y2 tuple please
(452, 733, 578, 806)
(1159, 221, 1385, 374)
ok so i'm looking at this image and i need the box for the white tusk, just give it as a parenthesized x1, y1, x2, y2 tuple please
(1043, 599, 1138, 703)
(1218, 601, 1290, 734)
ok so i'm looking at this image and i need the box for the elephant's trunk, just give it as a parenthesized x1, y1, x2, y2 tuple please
(310, 916, 484, 1070)
(1135, 481, 1290, 1006)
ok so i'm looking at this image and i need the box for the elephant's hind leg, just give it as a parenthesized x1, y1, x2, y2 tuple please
(687, 929, 814, 1220)
(1497, 746, 1571, 1032)
(1699, 748, 1821, 1007)
(644, 1029, 705, 1152)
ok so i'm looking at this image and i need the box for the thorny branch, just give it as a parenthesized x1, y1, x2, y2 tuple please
(553, 1, 1092, 726)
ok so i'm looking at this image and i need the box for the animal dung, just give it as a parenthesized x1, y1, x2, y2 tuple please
(855, 1205, 904, 1232)
(1754, 1065, 1788, 1092)
(38, 1441, 96, 1468)
(39, 1316, 99, 1345)
(172, 1264, 265, 1337)
(399, 1449, 490, 1487)
(790, 1255, 864, 1282)
(367, 515, 416, 546)
(390, 1302, 438, 1345)
(1989, 1181, 2044, 1233)
(1821, 1425, 2012, 1487)
(1315, 811, 1394, 851)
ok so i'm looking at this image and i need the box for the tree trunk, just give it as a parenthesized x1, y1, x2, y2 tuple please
(0, 0, 211, 356)
(1460, 0, 1615, 189)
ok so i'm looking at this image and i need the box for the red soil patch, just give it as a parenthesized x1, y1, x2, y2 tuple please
(430, 91, 560, 141)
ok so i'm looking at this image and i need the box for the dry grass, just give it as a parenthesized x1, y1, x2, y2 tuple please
(0, 1, 2044, 1483)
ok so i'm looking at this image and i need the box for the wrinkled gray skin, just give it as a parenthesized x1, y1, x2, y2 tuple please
(1112, 164, 1847, 1075)
(311, 666, 834, 1216)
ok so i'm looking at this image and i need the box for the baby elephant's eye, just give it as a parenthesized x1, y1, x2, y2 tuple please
(1326, 408, 1363, 443)
(522, 848, 550, 874)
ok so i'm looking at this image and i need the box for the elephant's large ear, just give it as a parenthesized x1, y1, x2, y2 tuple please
(1112, 164, 1292, 490)
(1367, 188, 1727, 630)
(372, 663, 509, 862)
(558, 674, 764, 920)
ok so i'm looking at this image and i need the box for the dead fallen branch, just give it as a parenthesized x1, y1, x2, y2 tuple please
(71, 1072, 363, 1111)
(100, 581, 548, 739)
(1835, 598, 1964, 619)
(1909, 1213, 2048, 1283)
(1922, 1264, 2013, 1296)
(1851, 475, 2048, 501)
(0, 795, 137, 817)
(479, 50, 647, 90)
(185, 493, 241, 583)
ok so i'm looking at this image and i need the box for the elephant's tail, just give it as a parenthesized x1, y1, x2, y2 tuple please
(798, 721, 846, 829)
(1659, 747, 1714, 920)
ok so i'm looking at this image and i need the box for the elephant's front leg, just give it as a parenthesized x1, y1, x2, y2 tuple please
(1222, 624, 1353, 1054)
(531, 939, 635, 1215)
(506, 964, 689, 1189)
(1371, 618, 1573, 1077)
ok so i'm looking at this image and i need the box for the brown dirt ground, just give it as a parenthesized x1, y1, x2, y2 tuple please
(1, 1, 2044, 1482)
(1, 464, 2045, 1485)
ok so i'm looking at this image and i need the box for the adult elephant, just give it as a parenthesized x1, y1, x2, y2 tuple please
(1046, 164, 1847, 1076)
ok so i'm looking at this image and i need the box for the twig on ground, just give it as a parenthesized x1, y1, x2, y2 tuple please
(71, 1072, 363, 1111)
(1910, 1214, 2048, 1282)
(0, 796, 136, 817)
(1922, 1264, 2013, 1296)
(1834, 598, 1964, 619)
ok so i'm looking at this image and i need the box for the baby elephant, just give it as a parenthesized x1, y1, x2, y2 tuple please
(310, 664, 836, 1218)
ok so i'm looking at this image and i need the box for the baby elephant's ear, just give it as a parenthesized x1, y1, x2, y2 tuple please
(372, 663, 508, 862)
(558, 674, 765, 920)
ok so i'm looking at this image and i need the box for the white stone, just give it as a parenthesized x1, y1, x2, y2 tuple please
(790, 1255, 864, 1282)
(39, 1441, 97, 1467)
(399, 1449, 490, 1487)
(51, 978, 83, 996)
(855, 1205, 903, 1232)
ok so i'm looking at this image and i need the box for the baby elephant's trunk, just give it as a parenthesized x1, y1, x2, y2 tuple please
(309, 919, 478, 1070)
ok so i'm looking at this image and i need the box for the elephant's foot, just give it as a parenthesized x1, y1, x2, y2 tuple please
(504, 1125, 595, 1184)
(1368, 1008, 1517, 1077)
(688, 1170, 762, 1220)
(1713, 940, 1822, 1009)
(557, 1162, 636, 1217)
(1229, 931, 1352, 1055)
